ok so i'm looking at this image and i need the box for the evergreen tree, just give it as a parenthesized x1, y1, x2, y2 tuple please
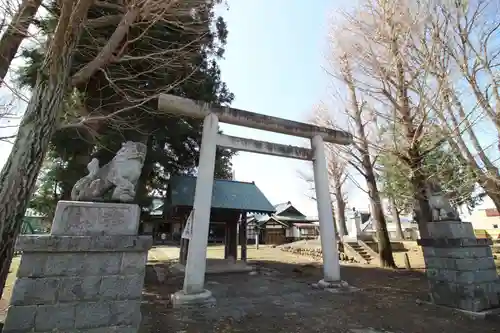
(20, 0, 235, 217)
(378, 140, 481, 217)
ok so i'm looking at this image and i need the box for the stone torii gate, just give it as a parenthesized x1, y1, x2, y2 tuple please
(158, 94, 353, 307)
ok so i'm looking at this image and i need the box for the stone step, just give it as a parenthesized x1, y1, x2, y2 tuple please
(345, 242, 376, 263)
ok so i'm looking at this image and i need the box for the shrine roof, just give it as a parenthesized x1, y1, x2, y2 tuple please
(167, 175, 275, 214)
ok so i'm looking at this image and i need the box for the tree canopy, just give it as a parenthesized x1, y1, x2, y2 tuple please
(20, 0, 236, 218)
(378, 139, 481, 215)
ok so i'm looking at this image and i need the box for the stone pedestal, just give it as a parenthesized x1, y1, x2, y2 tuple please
(346, 216, 361, 241)
(3, 201, 152, 333)
(419, 221, 500, 313)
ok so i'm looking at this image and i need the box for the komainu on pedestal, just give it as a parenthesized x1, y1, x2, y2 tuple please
(71, 141, 147, 202)
(3, 141, 152, 333)
(419, 183, 500, 313)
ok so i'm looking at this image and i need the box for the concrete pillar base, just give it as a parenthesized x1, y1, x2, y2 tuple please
(312, 279, 358, 293)
(170, 289, 216, 308)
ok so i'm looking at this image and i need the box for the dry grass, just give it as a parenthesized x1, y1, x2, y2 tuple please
(150, 242, 500, 272)
(0, 256, 20, 319)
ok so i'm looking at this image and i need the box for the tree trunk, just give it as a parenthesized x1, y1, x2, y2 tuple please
(0, 80, 65, 298)
(335, 186, 347, 237)
(0, 0, 93, 298)
(390, 196, 404, 240)
(61, 150, 93, 199)
(409, 160, 432, 239)
(342, 56, 395, 268)
(366, 173, 396, 268)
(0, 0, 42, 84)
(135, 140, 154, 210)
(481, 177, 500, 213)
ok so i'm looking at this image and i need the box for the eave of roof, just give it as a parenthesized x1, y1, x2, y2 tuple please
(168, 175, 276, 214)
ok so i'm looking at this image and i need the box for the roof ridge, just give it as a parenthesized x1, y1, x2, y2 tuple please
(274, 201, 292, 207)
(170, 174, 256, 185)
(168, 175, 275, 214)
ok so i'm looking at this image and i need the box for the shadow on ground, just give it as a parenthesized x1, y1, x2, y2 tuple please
(140, 260, 498, 333)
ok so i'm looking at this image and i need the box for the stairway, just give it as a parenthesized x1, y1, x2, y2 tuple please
(346, 242, 375, 264)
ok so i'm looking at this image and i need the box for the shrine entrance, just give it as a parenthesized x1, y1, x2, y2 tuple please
(158, 94, 353, 306)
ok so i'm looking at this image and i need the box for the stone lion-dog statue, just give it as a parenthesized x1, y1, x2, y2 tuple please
(426, 182, 461, 221)
(71, 141, 147, 202)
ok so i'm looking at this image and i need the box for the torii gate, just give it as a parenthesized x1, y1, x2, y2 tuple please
(158, 94, 353, 307)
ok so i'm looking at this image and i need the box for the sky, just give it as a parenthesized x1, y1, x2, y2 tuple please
(0, 0, 361, 218)
(216, 0, 367, 216)
(214, 0, 499, 216)
(0, 0, 497, 218)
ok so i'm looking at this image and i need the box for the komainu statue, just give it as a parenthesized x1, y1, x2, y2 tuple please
(426, 182, 461, 221)
(71, 141, 147, 202)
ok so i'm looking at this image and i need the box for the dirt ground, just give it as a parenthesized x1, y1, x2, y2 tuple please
(1, 245, 499, 332)
(141, 245, 499, 333)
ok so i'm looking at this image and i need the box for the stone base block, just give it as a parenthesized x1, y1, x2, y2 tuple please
(4, 235, 151, 332)
(312, 279, 358, 293)
(3, 300, 142, 333)
(420, 222, 500, 313)
(3, 200, 151, 332)
(417, 298, 500, 320)
(170, 289, 216, 308)
(52, 201, 140, 236)
(428, 279, 500, 312)
(421, 242, 500, 313)
(427, 221, 474, 239)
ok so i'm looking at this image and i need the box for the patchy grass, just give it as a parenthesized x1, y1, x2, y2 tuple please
(0, 256, 21, 319)
(150, 243, 500, 273)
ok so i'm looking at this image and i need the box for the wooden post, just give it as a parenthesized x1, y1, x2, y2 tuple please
(224, 222, 230, 259)
(179, 215, 189, 265)
(229, 222, 238, 260)
(256, 226, 260, 249)
(180, 239, 189, 265)
(240, 212, 247, 262)
(404, 253, 411, 270)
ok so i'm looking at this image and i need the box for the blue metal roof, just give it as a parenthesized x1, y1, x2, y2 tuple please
(168, 175, 276, 214)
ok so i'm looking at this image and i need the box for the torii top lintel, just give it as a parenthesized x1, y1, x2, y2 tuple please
(158, 94, 353, 145)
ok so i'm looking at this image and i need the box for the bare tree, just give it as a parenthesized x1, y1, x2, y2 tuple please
(0, 0, 42, 85)
(423, 0, 500, 211)
(0, 95, 21, 142)
(0, 0, 212, 299)
(327, 147, 349, 237)
(316, 49, 396, 267)
(388, 196, 404, 240)
(329, 0, 498, 247)
(334, 0, 452, 238)
(0, 0, 94, 300)
(298, 143, 349, 237)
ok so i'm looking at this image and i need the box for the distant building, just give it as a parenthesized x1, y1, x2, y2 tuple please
(349, 209, 419, 240)
(144, 175, 275, 246)
(22, 209, 50, 234)
(461, 207, 500, 240)
(247, 201, 319, 245)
